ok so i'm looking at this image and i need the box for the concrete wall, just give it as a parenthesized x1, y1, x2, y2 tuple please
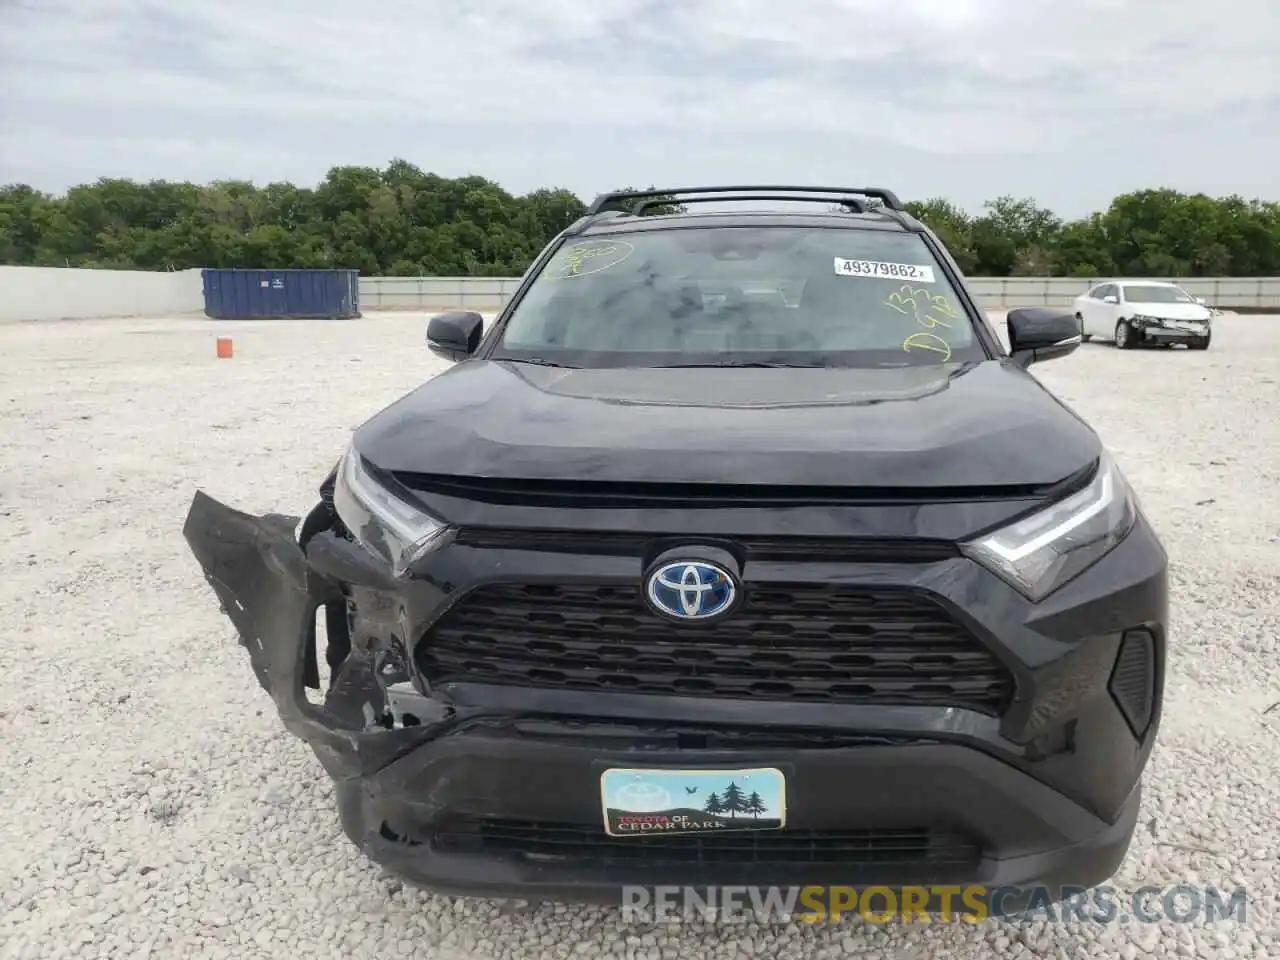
(0, 266, 205, 322)
(5, 267, 1277, 321)
(360, 275, 1280, 313)
(359, 276, 522, 313)
(965, 276, 1280, 311)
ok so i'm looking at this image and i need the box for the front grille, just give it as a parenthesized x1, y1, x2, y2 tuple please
(429, 818, 982, 868)
(418, 583, 1012, 712)
(452, 528, 959, 563)
(509, 718, 926, 750)
(395, 473, 1056, 508)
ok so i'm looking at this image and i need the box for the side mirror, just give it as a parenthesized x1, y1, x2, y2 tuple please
(1007, 308, 1082, 367)
(1103, 295, 1119, 304)
(426, 311, 484, 362)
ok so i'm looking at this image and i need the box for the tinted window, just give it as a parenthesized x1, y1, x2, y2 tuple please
(1095, 284, 1116, 299)
(1122, 284, 1195, 304)
(495, 226, 987, 368)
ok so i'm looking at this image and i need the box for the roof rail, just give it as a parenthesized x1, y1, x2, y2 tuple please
(586, 185, 906, 215)
(630, 194, 866, 216)
(561, 209, 628, 237)
(872, 204, 912, 230)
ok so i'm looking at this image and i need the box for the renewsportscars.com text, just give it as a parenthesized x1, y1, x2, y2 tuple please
(620, 885, 1250, 925)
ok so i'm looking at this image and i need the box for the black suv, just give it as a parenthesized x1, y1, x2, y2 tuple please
(185, 186, 1167, 907)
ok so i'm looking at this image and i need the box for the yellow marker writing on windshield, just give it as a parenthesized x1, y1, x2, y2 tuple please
(902, 332, 953, 362)
(551, 240, 635, 279)
(928, 293, 960, 318)
(885, 285, 959, 319)
(913, 313, 952, 330)
(884, 288, 924, 314)
(885, 283, 961, 357)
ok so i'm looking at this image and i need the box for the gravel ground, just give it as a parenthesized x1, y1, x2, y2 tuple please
(1, 310, 1278, 960)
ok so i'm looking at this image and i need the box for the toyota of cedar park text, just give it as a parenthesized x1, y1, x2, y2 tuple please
(184, 186, 1167, 909)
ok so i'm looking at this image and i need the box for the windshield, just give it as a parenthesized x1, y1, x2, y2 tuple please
(1124, 284, 1195, 304)
(493, 226, 986, 368)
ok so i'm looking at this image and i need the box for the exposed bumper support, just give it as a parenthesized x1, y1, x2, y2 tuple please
(182, 491, 438, 780)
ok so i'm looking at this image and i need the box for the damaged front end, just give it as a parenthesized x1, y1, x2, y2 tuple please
(181, 457, 455, 784)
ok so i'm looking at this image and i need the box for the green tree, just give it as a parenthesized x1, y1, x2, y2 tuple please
(905, 197, 978, 273)
(2, 169, 1277, 279)
(721, 781, 746, 818)
(744, 792, 766, 818)
(703, 792, 724, 815)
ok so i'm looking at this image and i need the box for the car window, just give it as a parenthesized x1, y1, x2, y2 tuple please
(494, 226, 986, 368)
(1122, 284, 1196, 304)
(1095, 284, 1115, 300)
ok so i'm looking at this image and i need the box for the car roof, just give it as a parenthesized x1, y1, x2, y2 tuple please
(1087, 280, 1180, 290)
(572, 208, 918, 238)
(563, 186, 931, 238)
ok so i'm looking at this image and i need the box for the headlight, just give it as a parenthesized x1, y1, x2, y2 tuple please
(960, 453, 1137, 601)
(331, 445, 452, 577)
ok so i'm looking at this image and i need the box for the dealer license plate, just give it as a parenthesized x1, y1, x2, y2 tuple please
(600, 767, 787, 836)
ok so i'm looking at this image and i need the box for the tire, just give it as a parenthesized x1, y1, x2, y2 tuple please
(1189, 333, 1211, 351)
(1076, 314, 1091, 342)
(1115, 320, 1138, 349)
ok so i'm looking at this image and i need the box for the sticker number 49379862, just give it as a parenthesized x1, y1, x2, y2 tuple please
(834, 258, 936, 283)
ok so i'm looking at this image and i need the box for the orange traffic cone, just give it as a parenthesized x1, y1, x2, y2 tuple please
(216, 337, 234, 359)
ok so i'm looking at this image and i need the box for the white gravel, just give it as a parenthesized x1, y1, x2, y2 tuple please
(1, 310, 1278, 960)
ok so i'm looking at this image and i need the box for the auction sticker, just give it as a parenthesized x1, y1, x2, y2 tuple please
(834, 258, 935, 282)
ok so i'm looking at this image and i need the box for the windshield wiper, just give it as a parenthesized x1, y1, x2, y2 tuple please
(499, 357, 579, 368)
(657, 361, 828, 368)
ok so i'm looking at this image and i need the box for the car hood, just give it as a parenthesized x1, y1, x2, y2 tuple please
(353, 359, 1102, 490)
(1129, 303, 1211, 321)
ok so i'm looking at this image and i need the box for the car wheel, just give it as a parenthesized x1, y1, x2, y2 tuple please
(1075, 314, 1091, 342)
(1115, 320, 1138, 349)
(1189, 333, 1211, 351)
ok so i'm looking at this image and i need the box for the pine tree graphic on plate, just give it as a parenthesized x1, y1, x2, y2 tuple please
(721, 781, 746, 818)
(744, 791, 766, 818)
(703, 791, 724, 815)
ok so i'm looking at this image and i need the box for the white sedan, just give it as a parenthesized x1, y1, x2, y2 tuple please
(1072, 280, 1212, 350)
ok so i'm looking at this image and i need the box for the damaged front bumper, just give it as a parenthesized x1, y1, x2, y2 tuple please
(1130, 318, 1210, 344)
(184, 488, 1163, 903)
(182, 490, 444, 780)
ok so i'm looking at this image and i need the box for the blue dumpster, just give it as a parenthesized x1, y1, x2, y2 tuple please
(202, 269, 361, 320)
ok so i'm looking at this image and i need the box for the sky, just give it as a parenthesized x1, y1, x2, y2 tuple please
(1, 0, 1278, 218)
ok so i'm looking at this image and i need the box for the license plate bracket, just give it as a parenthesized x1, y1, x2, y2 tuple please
(600, 766, 787, 837)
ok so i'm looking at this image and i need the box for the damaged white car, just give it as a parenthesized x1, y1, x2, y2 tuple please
(1072, 281, 1212, 350)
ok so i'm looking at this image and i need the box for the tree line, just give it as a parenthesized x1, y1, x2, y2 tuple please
(3, 159, 1278, 277)
(702, 781, 768, 819)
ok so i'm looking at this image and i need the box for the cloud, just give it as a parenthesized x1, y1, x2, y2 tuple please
(1, 0, 1277, 215)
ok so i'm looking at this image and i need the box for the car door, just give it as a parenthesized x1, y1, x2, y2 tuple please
(1094, 284, 1120, 337)
(1079, 284, 1105, 337)
(1114, 285, 1133, 329)
(1074, 286, 1098, 332)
